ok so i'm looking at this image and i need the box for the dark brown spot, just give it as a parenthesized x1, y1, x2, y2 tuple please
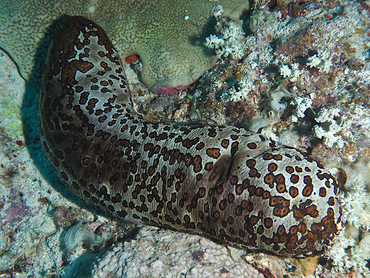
(184, 214, 190, 223)
(221, 139, 229, 149)
(295, 155, 302, 161)
(60, 172, 68, 181)
(302, 184, 313, 197)
(230, 176, 238, 185)
(249, 215, 259, 226)
(235, 206, 242, 216)
(208, 128, 217, 137)
(249, 168, 260, 178)
(285, 166, 294, 174)
(231, 142, 239, 156)
(257, 225, 264, 234)
(290, 174, 299, 184)
(289, 186, 299, 198)
(204, 162, 213, 171)
(264, 217, 273, 228)
(213, 211, 220, 219)
(98, 115, 107, 122)
(328, 196, 335, 206)
(82, 156, 91, 165)
(273, 154, 282, 160)
(274, 173, 285, 184)
(319, 187, 327, 197)
(235, 184, 244, 195)
(228, 193, 235, 203)
(206, 148, 221, 159)
(247, 142, 257, 149)
(264, 173, 274, 184)
(263, 153, 273, 160)
(216, 184, 224, 194)
(246, 159, 256, 168)
(219, 199, 227, 211)
(268, 163, 278, 172)
(198, 187, 206, 198)
(196, 142, 205, 150)
(276, 183, 287, 193)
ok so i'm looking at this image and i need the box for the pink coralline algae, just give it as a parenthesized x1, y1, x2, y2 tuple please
(154, 85, 192, 96)
(0, 188, 31, 227)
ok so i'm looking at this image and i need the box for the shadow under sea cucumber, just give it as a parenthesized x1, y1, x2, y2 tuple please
(39, 16, 341, 258)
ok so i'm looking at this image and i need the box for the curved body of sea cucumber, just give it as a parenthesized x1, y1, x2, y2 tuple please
(39, 16, 341, 257)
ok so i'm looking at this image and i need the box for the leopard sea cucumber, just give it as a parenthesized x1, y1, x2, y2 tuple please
(39, 17, 341, 257)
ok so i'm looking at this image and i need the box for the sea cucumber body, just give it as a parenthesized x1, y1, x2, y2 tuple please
(39, 17, 341, 257)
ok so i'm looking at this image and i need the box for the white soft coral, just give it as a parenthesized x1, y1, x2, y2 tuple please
(205, 20, 245, 60)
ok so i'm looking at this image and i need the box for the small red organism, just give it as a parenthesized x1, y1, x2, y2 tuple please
(220, 268, 229, 274)
(124, 54, 138, 64)
(15, 140, 24, 146)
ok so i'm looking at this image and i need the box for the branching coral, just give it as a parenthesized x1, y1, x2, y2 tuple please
(291, 97, 313, 123)
(327, 160, 370, 272)
(206, 5, 245, 60)
(314, 107, 348, 148)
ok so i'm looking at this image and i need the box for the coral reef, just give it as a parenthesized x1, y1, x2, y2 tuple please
(327, 160, 370, 273)
(1, 0, 370, 277)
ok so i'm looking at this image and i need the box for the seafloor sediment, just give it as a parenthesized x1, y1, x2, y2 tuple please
(0, 0, 370, 277)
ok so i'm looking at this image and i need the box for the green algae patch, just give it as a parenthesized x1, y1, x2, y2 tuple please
(0, 94, 23, 138)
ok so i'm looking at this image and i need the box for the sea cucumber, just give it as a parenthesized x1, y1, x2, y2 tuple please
(39, 16, 341, 257)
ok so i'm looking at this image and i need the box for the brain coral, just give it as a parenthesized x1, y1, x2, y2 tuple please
(0, 0, 250, 90)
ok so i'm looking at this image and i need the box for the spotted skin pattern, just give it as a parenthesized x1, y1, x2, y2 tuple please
(39, 17, 341, 257)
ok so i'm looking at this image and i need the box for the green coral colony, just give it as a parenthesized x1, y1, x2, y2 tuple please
(39, 17, 341, 258)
